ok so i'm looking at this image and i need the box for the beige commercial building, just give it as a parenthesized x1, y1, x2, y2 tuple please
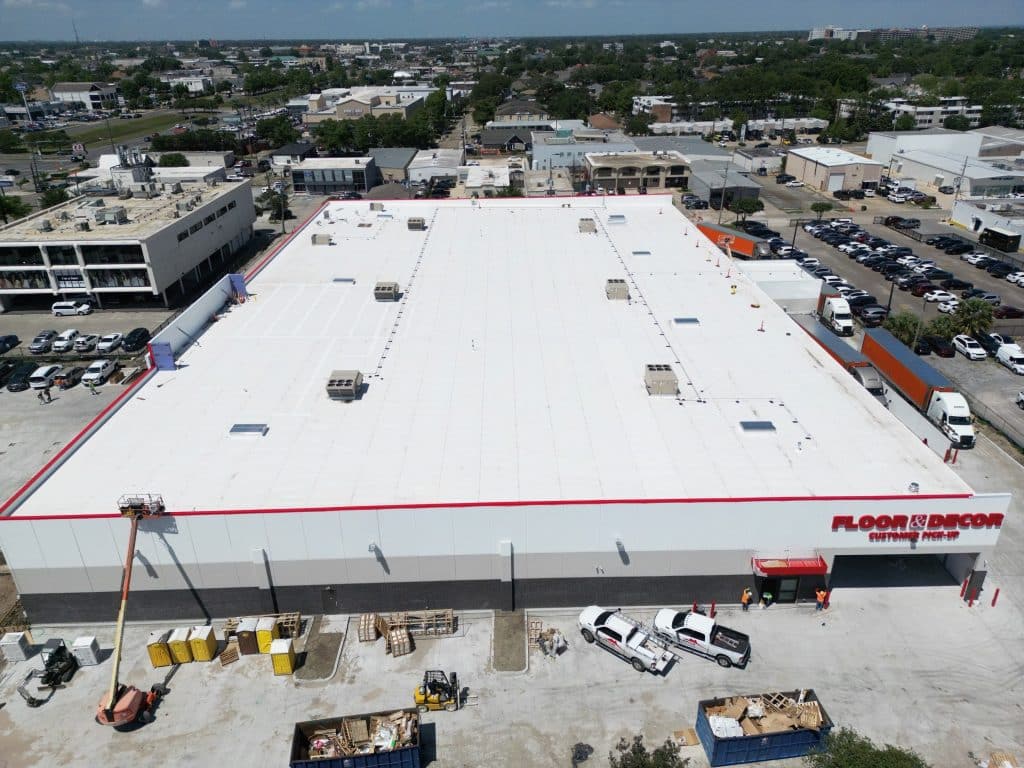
(583, 151, 690, 191)
(786, 146, 883, 192)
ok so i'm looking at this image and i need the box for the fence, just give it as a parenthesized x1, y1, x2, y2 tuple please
(959, 390, 1024, 451)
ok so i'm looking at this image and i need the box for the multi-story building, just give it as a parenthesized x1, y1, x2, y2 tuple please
(0, 157, 255, 310)
(408, 148, 464, 186)
(492, 100, 549, 123)
(48, 82, 118, 113)
(810, 25, 978, 42)
(583, 151, 690, 191)
(886, 97, 983, 130)
(290, 157, 380, 195)
(302, 86, 437, 125)
(531, 128, 637, 171)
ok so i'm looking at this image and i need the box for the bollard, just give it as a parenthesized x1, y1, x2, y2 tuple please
(960, 577, 969, 598)
(969, 588, 978, 608)
(710, 601, 716, 619)
(992, 588, 1000, 608)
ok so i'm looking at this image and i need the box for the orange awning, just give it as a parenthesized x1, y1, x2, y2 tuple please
(752, 556, 828, 577)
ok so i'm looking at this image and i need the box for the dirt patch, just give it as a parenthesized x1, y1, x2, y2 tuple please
(295, 615, 344, 681)
(0, 574, 16, 622)
(492, 611, 526, 672)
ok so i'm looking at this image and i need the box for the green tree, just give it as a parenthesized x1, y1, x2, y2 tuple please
(256, 115, 300, 148)
(172, 83, 190, 101)
(953, 298, 993, 337)
(811, 202, 833, 219)
(624, 113, 653, 136)
(0, 194, 33, 223)
(894, 114, 917, 131)
(609, 735, 688, 768)
(926, 315, 959, 340)
(731, 110, 749, 136)
(884, 311, 923, 347)
(158, 153, 189, 167)
(942, 114, 970, 131)
(729, 197, 764, 221)
(804, 727, 930, 768)
(0, 130, 25, 153)
(40, 187, 69, 208)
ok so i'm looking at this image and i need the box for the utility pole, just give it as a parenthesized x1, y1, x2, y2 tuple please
(952, 153, 969, 206)
(717, 152, 733, 225)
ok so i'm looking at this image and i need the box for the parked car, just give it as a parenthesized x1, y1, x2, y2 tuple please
(29, 364, 61, 389)
(941, 278, 973, 291)
(775, 174, 795, 184)
(923, 335, 955, 357)
(953, 334, 987, 360)
(910, 283, 938, 297)
(946, 243, 974, 255)
(937, 300, 960, 314)
(81, 359, 116, 385)
(51, 329, 79, 353)
(855, 305, 889, 326)
(960, 289, 1001, 305)
(0, 360, 17, 387)
(847, 295, 879, 308)
(785, 180, 804, 188)
(924, 290, 957, 303)
(994, 305, 1024, 319)
(1005, 272, 1024, 285)
(96, 333, 123, 353)
(988, 262, 1016, 279)
(72, 333, 100, 353)
(578, 606, 673, 674)
(652, 609, 750, 668)
(55, 366, 85, 389)
(28, 330, 58, 354)
(0, 334, 19, 354)
(938, 186, 955, 194)
(121, 327, 151, 353)
(5, 361, 37, 392)
(51, 300, 93, 316)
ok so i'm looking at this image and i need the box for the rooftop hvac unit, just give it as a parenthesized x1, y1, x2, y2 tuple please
(118, 189, 133, 200)
(37, 219, 53, 232)
(374, 281, 400, 301)
(57, 211, 71, 221)
(176, 201, 194, 213)
(605, 279, 630, 301)
(311, 233, 332, 246)
(370, 202, 384, 211)
(407, 217, 426, 231)
(97, 206, 129, 225)
(170, 182, 183, 194)
(326, 370, 363, 402)
(644, 364, 678, 396)
(74, 221, 90, 231)
(578, 218, 597, 234)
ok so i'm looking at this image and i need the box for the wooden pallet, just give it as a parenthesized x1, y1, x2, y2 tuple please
(357, 613, 379, 642)
(761, 692, 796, 713)
(387, 628, 413, 657)
(223, 611, 302, 642)
(527, 618, 544, 648)
(385, 609, 454, 637)
(991, 752, 1020, 768)
(219, 639, 240, 666)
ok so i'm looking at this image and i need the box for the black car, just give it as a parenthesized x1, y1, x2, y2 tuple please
(0, 360, 17, 387)
(122, 327, 151, 353)
(775, 174, 796, 184)
(923, 335, 955, 357)
(914, 338, 932, 356)
(938, 186, 955, 194)
(6, 361, 37, 392)
(929, 237, 960, 248)
(884, 216, 906, 227)
(922, 269, 954, 281)
(847, 295, 879, 308)
(988, 262, 1015, 278)
(0, 334, 19, 355)
(945, 243, 973, 255)
(941, 278, 973, 290)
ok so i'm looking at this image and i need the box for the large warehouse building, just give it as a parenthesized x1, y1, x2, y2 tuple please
(0, 197, 1009, 622)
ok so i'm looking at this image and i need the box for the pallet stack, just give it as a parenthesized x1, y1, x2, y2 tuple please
(355, 608, 455, 658)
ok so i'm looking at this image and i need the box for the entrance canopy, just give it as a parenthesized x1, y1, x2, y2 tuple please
(752, 556, 828, 577)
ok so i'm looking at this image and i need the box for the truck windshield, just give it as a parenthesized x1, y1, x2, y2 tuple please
(867, 387, 884, 396)
(948, 416, 972, 426)
(1011, 357, 1024, 366)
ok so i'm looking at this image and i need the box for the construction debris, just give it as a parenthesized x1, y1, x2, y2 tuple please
(703, 691, 827, 736)
(223, 611, 302, 642)
(536, 628, 567, 659)
(358, 609, 455, 656)
(294, 710, 419, 762)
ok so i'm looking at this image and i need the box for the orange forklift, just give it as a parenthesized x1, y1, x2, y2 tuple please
(95, 494, 169, 728)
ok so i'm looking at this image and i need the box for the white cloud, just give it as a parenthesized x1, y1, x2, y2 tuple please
(3, 0, 71, 10)
(141, 0, 163, 7)
(228, 0, 246, 7)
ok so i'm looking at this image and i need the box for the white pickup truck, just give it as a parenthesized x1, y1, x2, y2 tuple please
(652, 609, 751, 668)
(578, 606, 673, 674)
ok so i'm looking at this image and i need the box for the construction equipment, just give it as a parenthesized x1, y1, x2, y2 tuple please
(95, 494, 169, 728)
(413, 670, 460, 713)
(16, 638, 79, 707)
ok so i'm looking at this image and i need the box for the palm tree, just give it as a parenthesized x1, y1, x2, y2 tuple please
(954, 298, 994, 337)
(810, 202, 833, 220)
(883, 311, 922, 347)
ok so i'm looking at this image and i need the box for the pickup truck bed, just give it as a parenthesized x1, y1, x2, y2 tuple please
(711, 626, 750, 656)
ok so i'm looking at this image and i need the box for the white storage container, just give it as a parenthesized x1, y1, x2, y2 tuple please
(0, 631, 32, 662)
(72, 635, 101, 666)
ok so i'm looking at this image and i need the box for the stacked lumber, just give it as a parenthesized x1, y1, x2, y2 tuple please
(306, 711, 418, 759)
(222, 611, 302, 642)
(357, 614, 379, 643)
(705, 691, 825, 737)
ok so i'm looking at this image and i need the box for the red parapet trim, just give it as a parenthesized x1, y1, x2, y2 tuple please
(2, 491, 975, 522)
(0, 366, 157, 517)
(244, 199, 330, 283)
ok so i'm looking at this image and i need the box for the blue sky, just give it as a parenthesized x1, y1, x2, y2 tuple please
(2, 0, 1022, 41)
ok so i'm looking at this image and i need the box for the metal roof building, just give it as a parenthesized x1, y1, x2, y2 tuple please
(0, 198, 1008, 622)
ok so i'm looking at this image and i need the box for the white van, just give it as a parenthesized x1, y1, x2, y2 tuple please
(52, 300, 92, 317)
(29, 364, 62, 389)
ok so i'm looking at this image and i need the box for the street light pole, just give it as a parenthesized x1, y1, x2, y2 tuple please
(717, 152, 733, 225)
(910, 295, 928, 352)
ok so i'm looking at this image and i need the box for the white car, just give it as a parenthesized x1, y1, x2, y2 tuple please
(1005, 272, 1024, 285)
(797, 257, 820, 268)
(81, 359, 116, 385)
(786, 180, 804, 188)
(953, 335, 986, 361)
(821, 275, 843, 284)
(888, 194, 907, 203)
(863, 189, 876, 197)
(96, 333, 123, 353)
(963, 253, 989, 265)
(51, 329, 79, 353)
(924, 290, 956, 303)
(938, 300, 960, 314)
(912, 262, 937, 274)
(73, 333, 100, 352)
(845, 290, 871, 301)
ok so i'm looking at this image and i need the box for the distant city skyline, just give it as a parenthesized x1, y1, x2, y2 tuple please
(1, 0, 1022, 42)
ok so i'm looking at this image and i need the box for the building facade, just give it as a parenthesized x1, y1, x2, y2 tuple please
(49, 82, 118, 113)
(290, 157, 380, 195)
(531, 129, 637, 171)
(583, 151, 689, 191)
(886, 98, 983, 130)
(786, 146, 883, 192)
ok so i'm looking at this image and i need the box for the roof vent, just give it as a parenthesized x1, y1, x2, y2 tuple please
(327, 370, 364, 401)
(605, 279, 630, 301)
(37, 219, 53, 232)
(311, 233, 333, 246)
(673, 317, 700, 325)
(374, 282, 400, 301)
(740, 421, 776, 432)
(229, 423, 269, 437)
(332, 277, 356, 283)
(644, 364, 678, 396)
(578, 218, 596, 233)
(74, 221, 90, 231)
(631, 250, 651, 257)
(608, 214, 626, 225)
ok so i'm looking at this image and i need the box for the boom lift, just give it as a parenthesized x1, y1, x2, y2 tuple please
(95, 494, 168, 728)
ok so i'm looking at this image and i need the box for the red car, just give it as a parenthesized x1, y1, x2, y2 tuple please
(994, 305, 1024, 319)
(910, 282, 937, 297)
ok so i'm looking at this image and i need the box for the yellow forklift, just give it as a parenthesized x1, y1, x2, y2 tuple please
(413, 670, 459, 713)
